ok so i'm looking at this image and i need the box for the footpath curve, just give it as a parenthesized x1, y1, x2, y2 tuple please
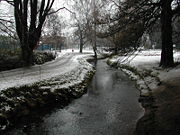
(0, 52, 95, 132)
(0, 53, 80, 91)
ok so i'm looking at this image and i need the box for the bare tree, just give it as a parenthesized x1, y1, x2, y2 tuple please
(90, 0, 108, 58)
(4, 0, 56, 65)
(69, 0, 92, 53)
(43, 10, 64, 51)
(70, 0, 108, 57)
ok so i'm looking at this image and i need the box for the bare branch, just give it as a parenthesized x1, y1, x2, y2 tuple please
(48, 7, 75, 15)
(0, 18, 13, 23)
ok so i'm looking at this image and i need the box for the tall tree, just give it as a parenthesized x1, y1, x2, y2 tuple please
(70, 0, 92, 53)
(160, 0, 174, 67)
(70, 0, 107, 56)
(90, 0, 108, 58)
(6, 0, 56, 65)
(44, 10, 64, 51)
(104, 0, 180, 67)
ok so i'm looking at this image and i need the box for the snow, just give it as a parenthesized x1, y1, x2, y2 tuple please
(109, 50, 180, 96)
(0, 50, 94, 91)
(40, 56, 95, 92)
(0, 50, 96, 131)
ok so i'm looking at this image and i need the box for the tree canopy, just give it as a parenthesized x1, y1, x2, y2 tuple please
(99, 0, 180, 67)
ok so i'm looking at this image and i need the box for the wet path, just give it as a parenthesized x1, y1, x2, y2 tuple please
(6, 60, 143, 135)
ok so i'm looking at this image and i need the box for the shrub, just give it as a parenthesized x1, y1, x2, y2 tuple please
(0, 50, 56, 72)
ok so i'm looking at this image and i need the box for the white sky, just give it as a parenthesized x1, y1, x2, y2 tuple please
(53, 0, 72, 21)
(0, 0, 73, 35)
(0, 0, 72, 20)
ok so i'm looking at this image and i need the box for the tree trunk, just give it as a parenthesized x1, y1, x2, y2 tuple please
(93, 31, 97, 59)
(160, 0, 174, 67)
(22, 35, 38, 65)
(114, 44, 118, 54)
(93, 23, 97, 59)
(80, 44, 83, 53)
(93, 46, 97, 59)
(80, 36, 83, 53)
(14, 0, 54, 66)
(21, 45, 33, 66)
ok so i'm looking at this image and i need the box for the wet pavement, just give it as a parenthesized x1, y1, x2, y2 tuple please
(5, 60, 143, 135)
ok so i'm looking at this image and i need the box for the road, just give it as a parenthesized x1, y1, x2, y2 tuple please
(6, 60, 143, 135)
(0, 53, 81, 91)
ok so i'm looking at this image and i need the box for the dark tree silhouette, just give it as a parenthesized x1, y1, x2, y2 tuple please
(106, 0, 180, 67)
(129, 0, 179, 67)
(6, 0, 55, 65)
(160, 0, 174, 67)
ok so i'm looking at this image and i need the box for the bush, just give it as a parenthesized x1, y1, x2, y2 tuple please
(0, 50, 56, 72)
(33, 51, 56, 65)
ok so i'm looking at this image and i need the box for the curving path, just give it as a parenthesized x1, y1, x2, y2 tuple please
(0, 53, 83, 91)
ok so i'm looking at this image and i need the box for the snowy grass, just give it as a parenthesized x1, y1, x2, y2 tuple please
(0, 50, 95, 91)
(108, 49, 180, 96)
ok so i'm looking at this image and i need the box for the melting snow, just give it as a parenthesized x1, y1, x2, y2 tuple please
(109, 50, 180, 96)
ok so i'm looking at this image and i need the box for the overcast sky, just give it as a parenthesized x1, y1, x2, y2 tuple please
(0, 0, 71, 19)
(0, 0, 74, 35)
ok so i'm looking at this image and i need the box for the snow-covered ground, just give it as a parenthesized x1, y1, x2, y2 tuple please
(0, 49, 94, 91)
(108, 50, 180, 96)
(0, 49, 96, 131)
